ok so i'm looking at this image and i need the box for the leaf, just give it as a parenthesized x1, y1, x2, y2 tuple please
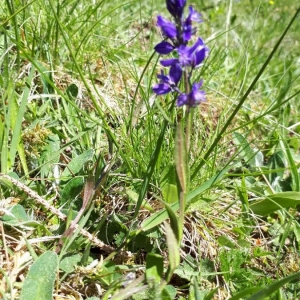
(61, 177, 84, 205)
(141, 202, 179, 232)
(66, 83, 79, 99)
(60, 253, 81, 273)
(10, 65, 36, 169)
(20, 251, 58, 300)
(145, 253, 163, 284)
(61, 149, 94, 178)
(164, 221, 180, 283)
(161, 285, 177, 300)
(246, 271, 300, 300)
(126, 189, 153, 211)
(164, 201, 180, 243)
(40, 135, 61, 177)
(1, 204, 39, 227)
(141, 168, 228, 232)
(233, 132, 254, 164)
(161, 183, 178, 204)
(187, 167, 229, 204)
(250, 192, 300, 216)
(217, 236, 236, 249)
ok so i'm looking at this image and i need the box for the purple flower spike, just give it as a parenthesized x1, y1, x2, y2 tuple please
(153, 64, 183, 95)
(154, 41, 175, 54)
(177, 80, 206, 107)
(166, 0, 187, 19)
(157, 16, 177, 39)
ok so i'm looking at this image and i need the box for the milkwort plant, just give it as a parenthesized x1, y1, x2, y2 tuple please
(152, 0, 209, 243)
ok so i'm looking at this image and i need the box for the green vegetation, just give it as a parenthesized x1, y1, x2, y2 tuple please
(1, 0, 300, 299)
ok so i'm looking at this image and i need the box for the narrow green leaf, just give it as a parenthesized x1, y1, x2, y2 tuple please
(164, 201, 180, 243)
(20, 251, 58, 300)
(141, 202, 179, 232)
(187, 167, 229, 203)
(10, 65, 36, 167)
(164, 221, 180, 283)
(229, 287, 262, 300)
(250, 192, 300, 216)
(246, 271, 300, 300)
(279, 139, 300, 191)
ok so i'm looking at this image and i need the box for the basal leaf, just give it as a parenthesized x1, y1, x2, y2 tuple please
(250, 192, 300, 216)
(20, 251, 58, 300)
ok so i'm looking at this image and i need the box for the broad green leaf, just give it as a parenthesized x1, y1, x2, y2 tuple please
(1, 204, 39, 227)
(161, 285, 177, 300)
(161, 183, 178, 204)
(66, 83, 79, 99)
(61, 177, 84, 205)
(60, 253, 81, 273)
(145, 253, 163, 283)
(61, 149, 94, 178)
(20, 251, 58, 300)
(250, 192, 300, 216)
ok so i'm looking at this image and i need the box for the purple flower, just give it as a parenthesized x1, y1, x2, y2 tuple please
(166, 0, 187, 19)
(153, 63, 182, 95)
(157, 16, 178, 39)
(183, 6, 202, 42)
(160, 38, 208, 68)
(154, 41, 175, 54)
(177, 80, 206, 107)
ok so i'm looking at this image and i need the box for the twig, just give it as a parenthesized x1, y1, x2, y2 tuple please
(0, 173, 114, 254)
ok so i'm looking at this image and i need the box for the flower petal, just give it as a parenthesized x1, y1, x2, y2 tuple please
(153, 83, 172, 95)
(160, 58, 178, 67)
(169, 63, 182, 85)
(193, 47, 206, 67)
(154, 41, 175, 54)
(157, 16, 177, 39)
(177, 94, 188, 106)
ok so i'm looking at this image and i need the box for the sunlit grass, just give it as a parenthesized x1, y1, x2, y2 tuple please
(1, 0, 300, 299)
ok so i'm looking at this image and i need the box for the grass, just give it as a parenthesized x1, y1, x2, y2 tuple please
(1, 0, 300, 299)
